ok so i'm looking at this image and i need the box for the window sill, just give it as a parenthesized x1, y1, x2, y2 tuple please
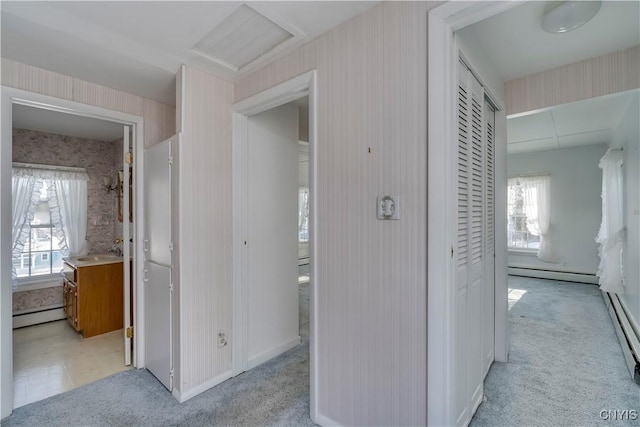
(13, 275, 63, 293)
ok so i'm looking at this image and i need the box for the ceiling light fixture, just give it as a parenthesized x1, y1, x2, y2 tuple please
(541, 1, 602, 33)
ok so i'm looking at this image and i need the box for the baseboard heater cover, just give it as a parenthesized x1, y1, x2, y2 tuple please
(13, 305, 65, 329)
(603, 292, 640, 384)
(508, 267, 598, 284)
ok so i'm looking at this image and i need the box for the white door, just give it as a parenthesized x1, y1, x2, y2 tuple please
(122, 126, 132, 365)
(455, 61, 487, 425)
(245, 103, 300, 370)
(483, 100, 496, 376)
(143, 135, 175, 390)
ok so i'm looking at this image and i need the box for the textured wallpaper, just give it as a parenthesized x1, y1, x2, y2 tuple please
(12, 128, 122, 313)
(12, 287, 63, 313)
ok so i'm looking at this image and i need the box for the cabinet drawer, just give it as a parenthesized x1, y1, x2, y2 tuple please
(63, 262, 76, 282)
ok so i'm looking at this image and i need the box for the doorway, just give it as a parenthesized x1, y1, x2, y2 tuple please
(0, 87, 145, 416)
(231, 71, 318, 420)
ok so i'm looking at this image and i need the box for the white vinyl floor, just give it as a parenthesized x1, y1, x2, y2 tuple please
(12, 320, 130, 408)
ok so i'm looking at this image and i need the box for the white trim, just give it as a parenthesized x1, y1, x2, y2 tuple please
(247, 337, 301, 370)
(171, 370, 233, 403)
(428, 3, 514, 425)
(0, 86, 145, 418)
(12, 307, 65, 329)
(231, 70, 318, 422)
(508, 267, 599, 284)
(314, 413, 343, 427)
(427, 11, 456, 426)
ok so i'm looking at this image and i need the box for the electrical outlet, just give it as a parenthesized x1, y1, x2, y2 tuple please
(217, 331, 227, 348)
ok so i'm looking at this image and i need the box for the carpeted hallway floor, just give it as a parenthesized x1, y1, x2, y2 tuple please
(471, 276, 640, 426)
(4, 276, 638, 426)
(2, 282, 314, 427)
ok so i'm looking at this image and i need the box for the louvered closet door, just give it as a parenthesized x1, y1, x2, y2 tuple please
(483, 100, 496, 376)
(455, 61, 486, 426)
(454, 60, 471, 426)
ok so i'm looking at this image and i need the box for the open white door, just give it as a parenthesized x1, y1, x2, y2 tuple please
(143, 135, 175, 390)
(122, 126, 132, 366)
(241, 103, 300, 371)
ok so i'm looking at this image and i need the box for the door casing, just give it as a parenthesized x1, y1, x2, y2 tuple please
(0, 86, 146, 418)
(427, 3, 514, 425)
(231, 70, 318, 423)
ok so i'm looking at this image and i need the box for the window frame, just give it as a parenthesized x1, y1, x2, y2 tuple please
(13, 179, 65, 290)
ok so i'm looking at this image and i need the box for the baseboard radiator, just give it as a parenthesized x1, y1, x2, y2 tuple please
(13, 304, 65, 329)
(508, 266, 599, 284)
(602, 292, 640, 384)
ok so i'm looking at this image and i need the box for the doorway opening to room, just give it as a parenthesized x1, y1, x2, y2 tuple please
(231, 71, 317, 420)
(429, 1, 639, 425)
(1, 91, 143, 411)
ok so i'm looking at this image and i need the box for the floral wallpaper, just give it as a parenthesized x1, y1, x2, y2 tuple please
(12, 128, 122, 313)
(13, 287, 63, 312)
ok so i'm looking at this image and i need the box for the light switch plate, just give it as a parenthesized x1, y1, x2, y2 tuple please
(377, 196, 399, 220)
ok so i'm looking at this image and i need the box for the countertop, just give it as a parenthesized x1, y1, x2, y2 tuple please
(63, 254, 124, 268)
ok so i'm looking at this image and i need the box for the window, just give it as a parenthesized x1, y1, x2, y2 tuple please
(507, 175, 553, 261)
(14, 181, 64, 278)
(12, 164, 89, 288)
(298, 187, 309, 243)
(507, 178, 540, 250)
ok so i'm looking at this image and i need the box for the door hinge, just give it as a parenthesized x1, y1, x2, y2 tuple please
(169, 242, 174, 252)
(169, 282, 174, 293)
(125, 151, 133, 164)
(126, 326, 134, 339)
(168, 155, 173, 165)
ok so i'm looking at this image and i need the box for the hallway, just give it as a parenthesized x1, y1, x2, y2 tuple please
(472, 276, 639, 426)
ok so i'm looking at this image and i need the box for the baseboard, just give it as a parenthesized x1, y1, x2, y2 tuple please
(171, 370, 233, 403)
(247, 336, 301, 370)
(314, 413, 343, 427)
(12, 306, 65, 329)
(508, 267, 598, 284)
(603, 292, 640, 383)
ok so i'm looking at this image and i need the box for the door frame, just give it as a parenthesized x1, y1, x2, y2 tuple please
(427, 3, 517, 425)
(0, 86, 146, 418)
(231, 70, 318, 422)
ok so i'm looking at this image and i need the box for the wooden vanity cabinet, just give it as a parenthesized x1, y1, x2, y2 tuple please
(62, 279, 78, 329)
(62, 261, 124, 338)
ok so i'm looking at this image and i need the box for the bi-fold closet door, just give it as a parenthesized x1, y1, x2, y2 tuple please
(454, 59, 495, 426)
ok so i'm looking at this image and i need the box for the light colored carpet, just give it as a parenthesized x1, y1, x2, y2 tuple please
(2, 283, 314, 427)
(471, 276, 640, 427)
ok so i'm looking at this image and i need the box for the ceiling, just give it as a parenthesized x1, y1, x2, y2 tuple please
(457, 1, 640, 82)
(13, 104, 125, 142)
(507, 90, 638, 154)
(0, 1, 377, 105)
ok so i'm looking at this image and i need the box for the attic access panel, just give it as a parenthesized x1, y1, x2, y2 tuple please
(192, 4, 296, 72)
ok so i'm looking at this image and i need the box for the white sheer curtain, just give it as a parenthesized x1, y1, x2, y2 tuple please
(12, 166, 90, 273)
(11, 170, 41, 286)
(521, 175, 554, 262)
(595, 149, 625, 293)
(50, 175, 89, 257)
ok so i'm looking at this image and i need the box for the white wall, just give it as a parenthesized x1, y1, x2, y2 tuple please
(247, 104, 300, 368)
(175, 66, 234, 401)
(236, 2, 434, 425)
(507, 144, 608, 275)
(615, 92, 640, 333)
